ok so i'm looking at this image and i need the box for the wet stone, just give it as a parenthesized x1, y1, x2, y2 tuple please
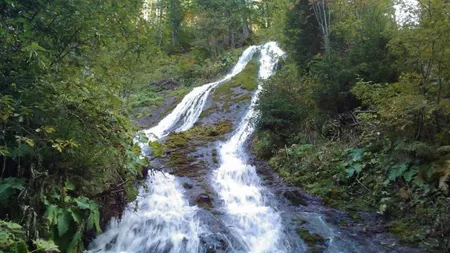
(183, 182, 193, 189)
(195, 193, 213, 209)
(282, 190, 308, 206)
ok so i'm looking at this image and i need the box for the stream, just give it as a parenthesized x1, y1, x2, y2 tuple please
(87, 42, 423, 253)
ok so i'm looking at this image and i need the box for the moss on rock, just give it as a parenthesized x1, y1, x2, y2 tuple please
(148, 141, 166, 157)
(164, 120, 233, 178)
(296, 228, 325, 253)
(211, 59, 259, 112)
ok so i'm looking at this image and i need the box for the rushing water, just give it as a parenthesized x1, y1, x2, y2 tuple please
(88, 41, 418, 253)
(213, 42, 288, 253)
(88, 173, 201, 253)
(88, 44, 261, 253)
(141, 46, 258, 141)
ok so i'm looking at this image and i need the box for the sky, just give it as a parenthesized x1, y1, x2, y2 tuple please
(394, 0, 419, 24)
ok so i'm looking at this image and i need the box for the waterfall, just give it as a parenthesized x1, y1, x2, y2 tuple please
(87, 45, 261, 253)
(88, 174, 201, 253)
(88, 41, 412, 253)
(213, 42, 287, 253)
(141, 46, 258, 140)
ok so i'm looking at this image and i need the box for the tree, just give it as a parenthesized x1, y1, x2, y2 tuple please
(0, 0, 152, 250)
(311, 0, 331, 52)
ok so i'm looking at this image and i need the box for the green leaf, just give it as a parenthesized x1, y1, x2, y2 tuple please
(93, 210, 101, 232)
(0, 178, 25, 204)
(33, 239, 60, 252)
(30, 42, 47, 52)
(378, 203, 387, 214)
(75, 197, 90, 209)
(64, 181, 75, 191)
(388, 163, 408, 182)
(45, 205, 59, 225)
(57, 210, 72, 237)
(346, 167, 355, 177)
(0, 220, 24, 234)
(66, 231, 82, 253)
(350, 148, 364, 161)
(14, 239, 29, 253)
(68, 209, 82, 224)
(353, 163, 363, 173)
(402, 168, 417, 182)
(437, 145, 450, 153)
(87, 215, 94, 231)
(15, 136, 34, 147)
(0, 146, 8, 156)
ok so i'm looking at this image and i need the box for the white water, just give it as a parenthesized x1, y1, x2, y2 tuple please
(88, 174, 201, 253)
(87, 45, 263, 253)
(142, 46, 258, 140)
(213, 42, 287, 253)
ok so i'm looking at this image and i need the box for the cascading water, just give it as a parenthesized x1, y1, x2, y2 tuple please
(213, 42, 288, 253)
(88, 173, 201, 253)
(141, 46, 258, 140)
(88, 41, 418, 253)
(87, 45, 260, 253)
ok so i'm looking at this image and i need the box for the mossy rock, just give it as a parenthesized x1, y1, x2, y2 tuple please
(148, 141, 166, 157)
(195, 193, 214, 210)
(282, 191, 308, 206)
(211, 58, 259, 112)
(199, 104, 218, 120)
(212, 149, 219, 164)
(164, 120, 233, 178)
(296, 228, 326, 253)
(166, 132, 190, 148)
(296, 217, 309, 226)
(387, 219, 422, 244)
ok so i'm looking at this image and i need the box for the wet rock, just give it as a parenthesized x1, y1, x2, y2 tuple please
(182, 182, 193, 189)
(296, 228, 326, 252)
(282, 190, 308, 206)
(195, 193, 213, 209)
(141, 166, 149, 179)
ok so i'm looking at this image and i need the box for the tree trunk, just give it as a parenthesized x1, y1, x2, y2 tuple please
(312, 0, 331, 53)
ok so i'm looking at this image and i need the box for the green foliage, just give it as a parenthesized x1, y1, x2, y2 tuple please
(0, 178, 25, 204)
(255, 0, 450, 250)
(256, 63, 322, 145)
(190, 0, 256, 57)
(0, 0, 154, 251)
(149, 141, 166, 158)
(33, 239, 60, 252)
(0, 220, 60, 253)
(0, 220, 26, 251)
(340, 148, 365, 178)
(283, 0, 321, 68)
(43, 187, 101, 252)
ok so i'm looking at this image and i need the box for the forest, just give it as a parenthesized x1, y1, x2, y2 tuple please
(0, 0, 449, 252)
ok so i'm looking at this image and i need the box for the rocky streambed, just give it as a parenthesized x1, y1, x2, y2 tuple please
(135, 73, 424, 253)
